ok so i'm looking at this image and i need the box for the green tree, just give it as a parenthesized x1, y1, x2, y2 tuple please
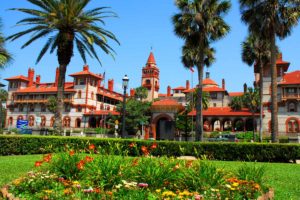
(134, 86, 148, 101)
(7, 0, 119, 134)
(0, 89, 7, 128)
(240, 0, 300, 142)
(173, 0, 231, 141)
(241, 33, 273, 142)
(0, 18, 12, 68)
(243, 87, 260, 140)
(229, 96, 244, 111)
(114, 98, 151, 135)
(186, 88, 210, 111)
(46, 96, 58, 114)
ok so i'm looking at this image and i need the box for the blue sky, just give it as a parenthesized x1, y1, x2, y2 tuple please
(1, 0, 299, 93)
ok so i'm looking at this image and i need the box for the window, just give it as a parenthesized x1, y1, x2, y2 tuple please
(19, 105, 23, 112)
(78, 90, 82, 99)
(29, 104, 34, 112)
(210, 92, 217, 99)
(146, 79, 151, 85)
(65, 104, 71, 112)
(91, 92, 94, 100)
(77, 106, 82, 112)
(78, 78, 85, 85)
(213, 103, 217, 107)
(41, 105, 46, 112)
(287, 88, 297, 94)
(288, 102, 297, 112)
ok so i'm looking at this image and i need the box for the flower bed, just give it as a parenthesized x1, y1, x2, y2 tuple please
(2, 143, 272, 199)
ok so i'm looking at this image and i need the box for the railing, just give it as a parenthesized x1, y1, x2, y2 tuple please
(12, 98, 73, 103)
(282, 93, 300, 100)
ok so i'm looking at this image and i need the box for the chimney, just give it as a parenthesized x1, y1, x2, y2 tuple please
(243, 83, 247, 93)
(186, 80, 190, 90)
(55, 67, 59, 87)
(83, 65, 89, 71)
(130, 88, 135, 97)
(108, 79, 114, 91)
(36, 75, 41, 84)
(206, 72, 210, 79)
(222, 79, 225, 89)
(167, 86, 171, 97)
(27, 68, 34, 87)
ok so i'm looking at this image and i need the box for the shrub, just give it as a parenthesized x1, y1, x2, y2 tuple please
(0, 135, 299, 162)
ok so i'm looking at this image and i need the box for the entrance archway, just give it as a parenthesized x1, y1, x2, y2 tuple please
(75, 118, 81, 128)
(89, 116, 97, 128)
(153, 114, 174, 140)
(234, 119, 244, 132)
(245, 118, 256, 131)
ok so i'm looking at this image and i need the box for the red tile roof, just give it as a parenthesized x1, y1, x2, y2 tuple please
(188, 107, 259, 117)
(97, 90, 123, 101)
(69, 71, 102, 79)
(203, 78, 218, 86)
(183, 86, 225, 93)
(84, 110, 120, 116)
(158, 93, 167, 97)
(229, 92, 244, 97)
(14, 82, 75, 93)
(5, 75, 29, 82)
(147, 52, 156, 64)
(172, 86, 186, 90)
(279, 70, 300, 85)
(152, 98, 180, 106)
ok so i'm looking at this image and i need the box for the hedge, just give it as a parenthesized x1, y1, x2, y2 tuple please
(0, 135, 299, 163)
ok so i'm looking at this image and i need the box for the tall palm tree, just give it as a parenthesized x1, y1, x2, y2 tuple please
(241, 33, 273, 142)
(7, 0, 119, 134)
(240, 0, 300, 142)
(229, 96, 244, 111)
(0, 18, 12, 68)
(186, 88, 210, 110)
(173, 0, 231, 141)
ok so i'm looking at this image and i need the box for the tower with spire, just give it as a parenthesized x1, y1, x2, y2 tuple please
(141, 52, 160, 101)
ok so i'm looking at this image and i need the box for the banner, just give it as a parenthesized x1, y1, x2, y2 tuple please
(16, 120, 32, 134)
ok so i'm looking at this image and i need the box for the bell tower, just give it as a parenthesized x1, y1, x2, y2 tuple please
(141, 52, 160, 101)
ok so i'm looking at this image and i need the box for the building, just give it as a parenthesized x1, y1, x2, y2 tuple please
(4, 52, 300, 139)
(5, 65, 122, 129)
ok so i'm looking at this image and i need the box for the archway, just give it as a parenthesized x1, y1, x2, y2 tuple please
(63, 116, 71, 128)
(153, 114, 174, 140)
(222, 119, 232, 131)
(8, 117, 13, 126)
(245, 118, 256, 131)
(40, 116, 46, 127)
(50, 117, 55, 127)
(89, 116, 97, 128)
(203, 119, 211, 131)
(75, 118, 81, 128)
(17, 115, 24, 120)
(28, 115, 35, 127)
(234, 119, 244, 132)
(211, 119, 221, 131)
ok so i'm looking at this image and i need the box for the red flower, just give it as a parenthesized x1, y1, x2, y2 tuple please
(138, 183, 148, 188)
(69, 150, 75, 156)
(34, 161, 43, 167)
(150, 143, 157, 149)
(129, 142, 135, 148)
(43, 154, 52, 162)
(77, 160, 85, 170)
(88, 144, 95, 150)
(141, 146, 149, 156)
(85, 156, 94, 162)
(131, 158, 139, 166)
(94, 188, 101, 193)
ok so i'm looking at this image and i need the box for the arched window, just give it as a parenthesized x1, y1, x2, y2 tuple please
(78, 90, 82, 99)
(17, 115, 23, 120)
(286, 118, 300, 133)
(41, 116, 46, 127)
(287, 102, 297, 112)
(75, 118, 81, 128)
(28, 115, 35, 127)
(63, 116, 71, 128)
(91, 92, 94, 100)
(50, 117, 55, 127)
(8, 117, 13, 126)
(146, 79, 151, 85)
(77, 106, 82, 112)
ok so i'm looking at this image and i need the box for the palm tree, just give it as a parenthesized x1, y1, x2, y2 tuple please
(173, 0, 231, 141)
(243, 87, 260, 141)
(186, 88, 210, 110)
(240, 0, 300, 142)
(0, 18, 12, 68)
(241, 33, 273, 142)
(0, 89, 8, 128)
(7, 0, 119, 133)
(229, 96, 244, 111)
(134, 86, 148, 101)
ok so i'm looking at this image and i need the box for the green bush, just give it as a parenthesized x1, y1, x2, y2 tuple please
(0, 135, 299, 162)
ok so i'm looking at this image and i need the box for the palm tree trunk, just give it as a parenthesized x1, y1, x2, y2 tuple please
(270, 34, 278, 143)
(259, 62, 264, 142)
(196, 64, 204, 141)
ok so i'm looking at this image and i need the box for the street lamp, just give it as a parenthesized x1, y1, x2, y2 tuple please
(185, 104, 188, 141)
(121, 75, 129, 138)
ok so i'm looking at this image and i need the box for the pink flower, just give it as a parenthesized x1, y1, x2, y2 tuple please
(138, 183, 148, 188)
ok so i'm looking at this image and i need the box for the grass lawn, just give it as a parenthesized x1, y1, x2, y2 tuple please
(0, 155, 299, 200)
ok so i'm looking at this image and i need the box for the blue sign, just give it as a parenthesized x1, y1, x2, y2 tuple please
(17, 120, 32, 134)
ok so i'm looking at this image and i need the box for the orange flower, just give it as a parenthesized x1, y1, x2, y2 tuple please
(173, 163, 180, 171)
(77, 160, 85, 170)
(129, 142, 135, 148)
(85, 156, 94, 162)
(34, 161, 43, 167)
(150, 143, 157, 149)
(131, 158, 139, 166)
(88, 144, 95, 150)
(106, 191, 113, 196)
(94, 188, 101, 193)
(43, 154, 52, 162)
(185, 160, 193, 168)
(141, 146, 149, 155)
(64, 188, 72, 195)
(69, 150, 75, 156)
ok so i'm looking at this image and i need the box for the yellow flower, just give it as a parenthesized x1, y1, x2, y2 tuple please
(13, 178, 22, 186)
(225, 184, 232, 189)
(230, 187, 236, 191)
(162, 191, 176, 197)
(44, 190, 53, 194)
(72, 181, 80, 185)
(232, 182, 239, 187)
(156, 189, 161, 193)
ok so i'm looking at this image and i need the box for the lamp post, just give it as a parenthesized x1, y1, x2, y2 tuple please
(121, 75, 129, 138)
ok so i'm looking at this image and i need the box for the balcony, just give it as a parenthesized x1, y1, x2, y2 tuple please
(282, 93, 300, 100)
(12, 98, 73, 104)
